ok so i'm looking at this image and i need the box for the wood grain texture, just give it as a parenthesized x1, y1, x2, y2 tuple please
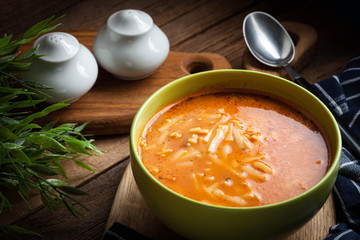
(0, 0, 82, 37)
(105, 164, 336, 240)
(105, 165, 184, 240)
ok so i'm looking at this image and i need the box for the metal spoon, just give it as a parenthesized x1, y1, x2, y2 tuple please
(243, 11, 360, 159)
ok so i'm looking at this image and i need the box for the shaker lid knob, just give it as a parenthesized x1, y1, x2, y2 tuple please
(107, 9, 153, 36)
(34, 32, 80, 62)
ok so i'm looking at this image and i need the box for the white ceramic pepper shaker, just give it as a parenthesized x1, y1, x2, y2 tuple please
(21, 32, 98, 104)
(93, 9, 169, 80)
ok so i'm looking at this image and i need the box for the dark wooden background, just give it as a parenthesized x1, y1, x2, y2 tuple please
(1, 0, 360, 239)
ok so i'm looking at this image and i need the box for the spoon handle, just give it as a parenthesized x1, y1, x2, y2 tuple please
(284, 66, 317, 94)
(285, 65, 360, 159)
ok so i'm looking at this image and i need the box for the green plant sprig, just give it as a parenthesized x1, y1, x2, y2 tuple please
(0, 16, 102, 238)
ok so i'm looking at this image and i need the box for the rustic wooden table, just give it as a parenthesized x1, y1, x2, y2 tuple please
(1, 0, 360, 239)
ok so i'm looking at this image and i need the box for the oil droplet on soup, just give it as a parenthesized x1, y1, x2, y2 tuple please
(138, 90, 330, 207)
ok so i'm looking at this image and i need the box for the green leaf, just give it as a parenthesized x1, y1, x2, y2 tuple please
(3, 142, 23, 150)
(0, 178, 19, 188)
(28, 165, 59, 176)
(43, 149, 68, 156)
(0, 42, 18, 56)
(16, 183, 31, 204)
(57, 123, 77, 129)
(0, 86, 31, 94)
(16, 44, 39, 61)
(65, 137, 102, 155)
(74, 160, 94, 172)
(59, 186, 89, 196)
(50, 123, 76, 133)
(0, 125, 17, 139)
(2, 224, 41, 236)
(0, 16, 64, 55)
(41, 121, 57, 131)
(24, 81, 52, 90)
(65, 139, 90, 154)
(28, 134, 67, 152)
(23, 15, 63, 39)
(13, 138, 26, 146)
(9, 149, 31, 163)
(20, 102, 68, 125)
(0, 92, 18, 103)
(17, 123, 41, 132)
(62, 199, 84, 218)
(40, 191, 63, 210)
(0, 53, 19, 64)
(0, 116, 19, 125)
(11, 99, 44, 109)
(74, 122, 88, 132)
(40, 194, 55, 212)
(52, 161, 67, 178)
(0, 192, 11, 213)
(8, 61, 32, 68)
(0, 34, 12, 48)
(43, 178, 67, 187)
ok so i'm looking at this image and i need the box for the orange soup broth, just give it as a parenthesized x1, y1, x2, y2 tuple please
(138, 89, 330, 207)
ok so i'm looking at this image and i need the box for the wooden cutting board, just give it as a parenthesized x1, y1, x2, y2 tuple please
(19, 21, 317, 136)
(104, 22, 334, 240)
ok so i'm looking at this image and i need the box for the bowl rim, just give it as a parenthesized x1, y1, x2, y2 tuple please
(130, 69, 342, 211)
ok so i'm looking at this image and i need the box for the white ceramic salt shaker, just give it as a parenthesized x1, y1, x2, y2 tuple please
(93, 9, 169, 80)
(21, 32, 98, 104)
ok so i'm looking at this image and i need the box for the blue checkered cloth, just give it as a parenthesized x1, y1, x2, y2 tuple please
(314, 56, 360, 240)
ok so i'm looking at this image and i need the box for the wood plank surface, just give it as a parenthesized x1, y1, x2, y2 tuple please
(2, 0, 360, 239)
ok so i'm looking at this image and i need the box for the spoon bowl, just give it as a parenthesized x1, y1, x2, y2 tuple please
(243, 11, 295, 67)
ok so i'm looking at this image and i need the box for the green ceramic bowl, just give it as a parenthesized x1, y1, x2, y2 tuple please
(130, 70, 341, 240)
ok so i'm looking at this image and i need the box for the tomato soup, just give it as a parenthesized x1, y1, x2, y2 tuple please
(138, 89, 330, 207)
